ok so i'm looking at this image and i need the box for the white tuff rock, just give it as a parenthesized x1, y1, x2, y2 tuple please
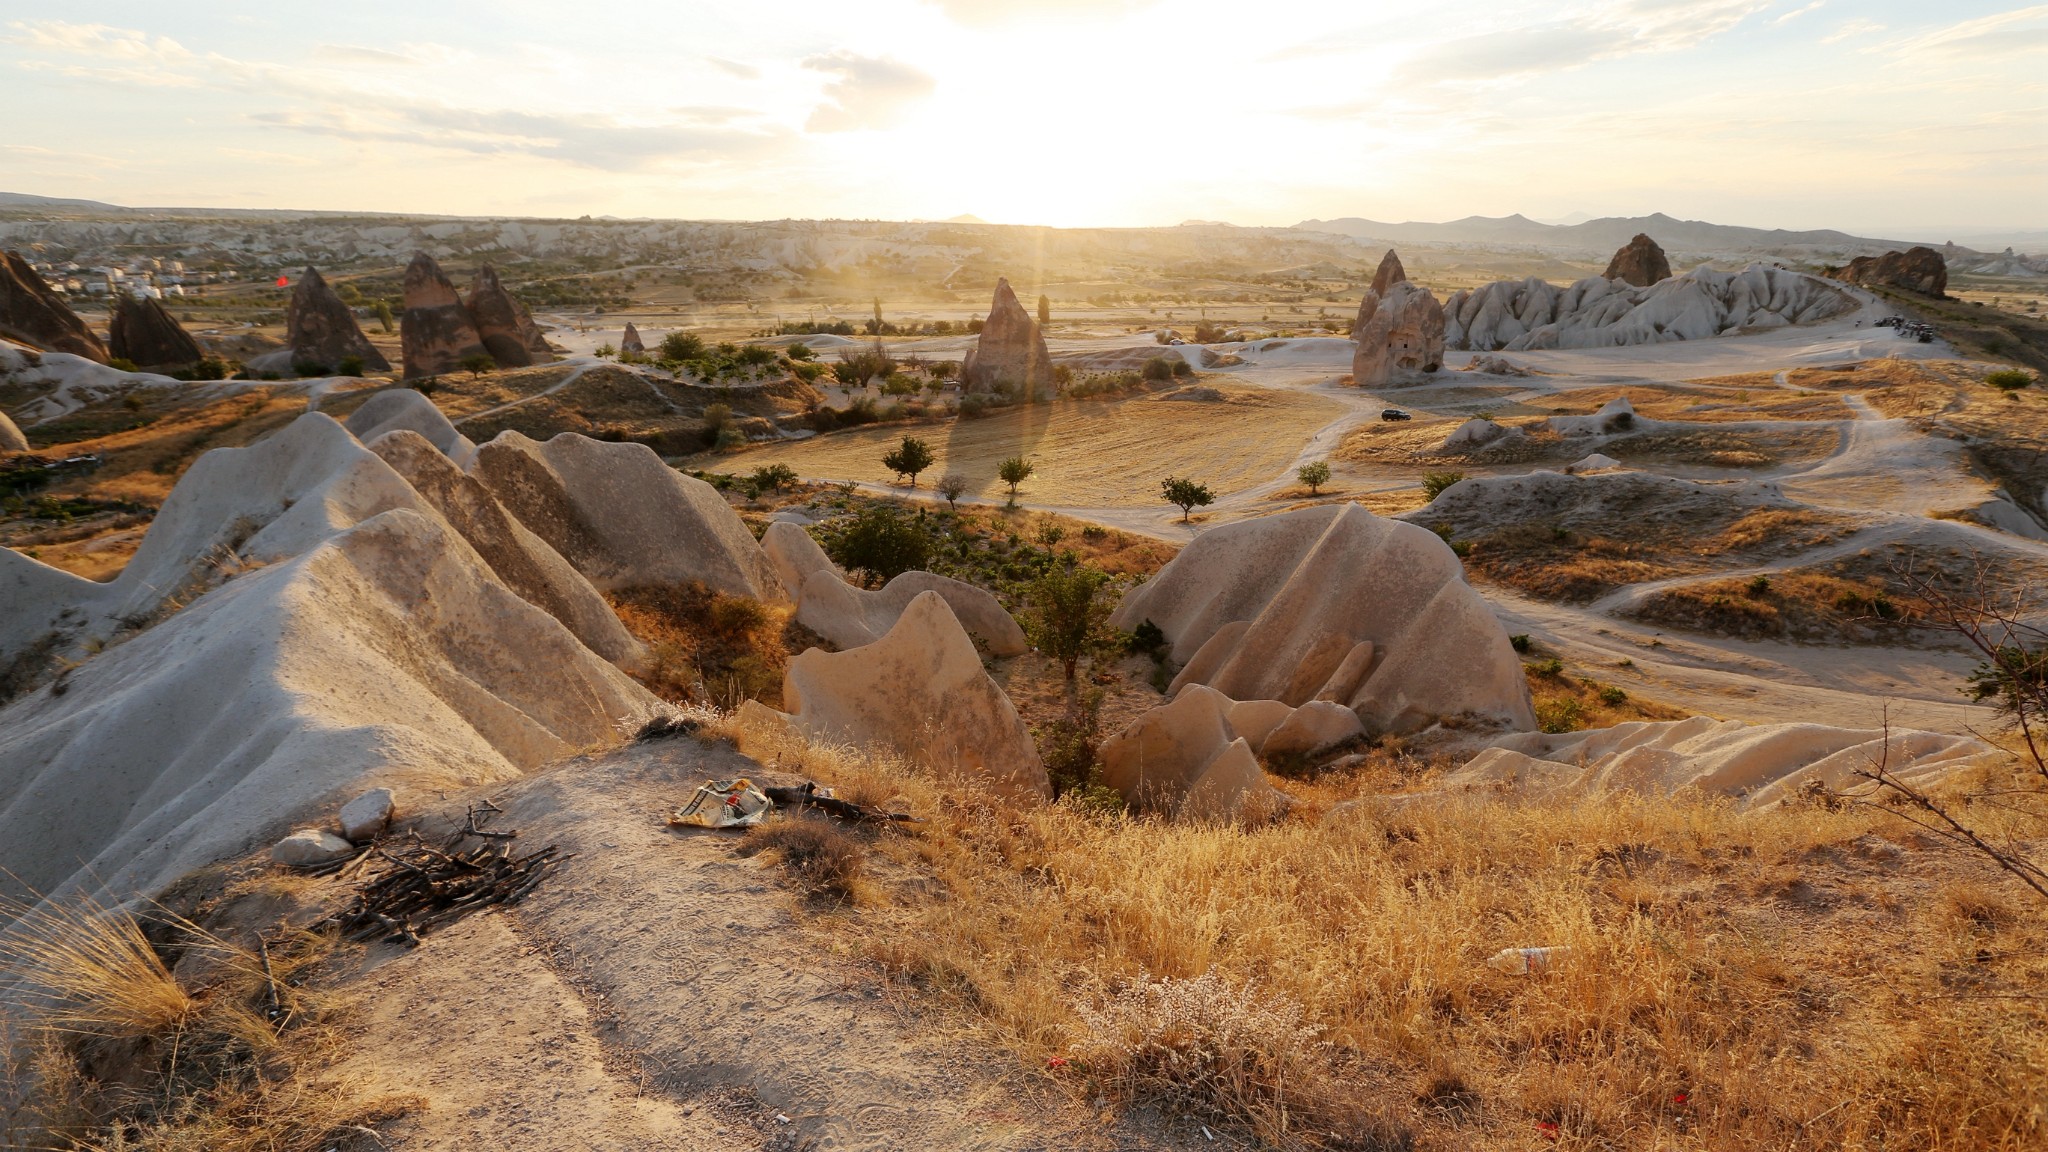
(340, 788, 396, 841)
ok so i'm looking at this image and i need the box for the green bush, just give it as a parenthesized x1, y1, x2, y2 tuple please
(822, 504, 933, 585)
(749, 463, 799, 492)
(1598, 685, 1628, 706)
(1537, 697, 1585, 733)
(1509, 634, 1532, 654)
(1141, 357, 1176, 382)
(1421, 471, 1467, 500)
(1297, 460, 1331, 494)
(1160, 476, 1214, 522)
(338, 356, 364, 378)
(660, 331, 706, 361)
(1171, 359, 1193, 378)
(1986, 368, 2036, 391)
(881, 436, 935, 486)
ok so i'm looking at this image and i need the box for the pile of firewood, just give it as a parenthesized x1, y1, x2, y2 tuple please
(318, 803, 568, 946)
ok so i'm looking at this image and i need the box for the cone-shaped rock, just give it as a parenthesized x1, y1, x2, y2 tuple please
(109, 293, 203, 370)
(0, 250, 108, 363)
(620, 322, 644, 356)
(1832, 246, 1948, 298)
(1603, 234, 1671, 287)
(465, 265, 553, 369)
(400, 252, 487, 380)
(1352, 280, 1445, 387)
(961, 277, 1052, 395)
(1370, 249, 1407, 296)
(287, 267, 389, 373)
(0, 411, 27, 454)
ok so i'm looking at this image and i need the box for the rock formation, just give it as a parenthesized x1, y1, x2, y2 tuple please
(472, 430, 783, 599)
(1444, 265, 1856, 352)
(1370, 249, 1407, 296)
(795, 568, 1028, 656)
(1832, 246, 1948, 298)
(761, 520, 840, 598)
(286, 266, 390, 373)
(344, 388, 478, 467)
(1440, 418, 1515, 451)
(961, 278, 1053, 396)
(619, 323, 644, 357)
(0, 410, 26, 454)
(1097, 685, 1287, 822)
(1443, 717, 1996, 808)
(1602, 233, 1671, 287)
(1351, 280, 1446, 387)
(0, 250, 108, 363)
(108, 292, 204, 370)
(1545, 396, 1637, 436)
(1109, 503, 1535, 734)
(466, 265, 554, 368)
(400, 252, 488, 379)
(778, 592, 1048, 797)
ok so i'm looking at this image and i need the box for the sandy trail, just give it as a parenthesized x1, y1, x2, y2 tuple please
(453, 358, 604, 424)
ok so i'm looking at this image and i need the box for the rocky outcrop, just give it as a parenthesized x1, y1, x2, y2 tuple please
(466, 265, 553, 369)
(286, 267, 389, 373)
(795, 569, 1028, 656)
(109, 293, 203, 370)
(1602, 234, 1671, 287)
(1109, 503, 1535, 734)
(0, 250, 108, 363)
(1370, 249, 1407, 296)
(400, 252, 488, 380)
(1440, 418, 1515, 451)
(962, 278, 1052, 396)
(1445, 265, 1857, 351)
(761, 521, 840, 597)
(472, 430, 782, 599)
(1832, 246, 1947, 298)
(619, 323, 644, 357)
(778, 592, 1048, 797)
(1351, 280, 1445, 387)
(1098, 685, 1287, 822)
(0, 411, 28, 454)
(344, 388, 479, 466)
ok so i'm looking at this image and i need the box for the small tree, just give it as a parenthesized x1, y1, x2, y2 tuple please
(1298, 460, 1332, 495)
(882, 436, 935, 487)
(823, 503, 932, 586)
(1421, 471, 1467, 501)
(1026, 560, 1108, 684)
(459, 352, 495, 378)
(786, 341, 814, 362)
(749, 462, 798, 493)
(660, 331, 706, 361)
(937, 474, 968, 510)
(372, 300, 395, 333)
(999, 456, 1035, 507)
(595, 342, 617, 361)
(1037, 294, 1051, 327)
(1161, 476, 1214, 522)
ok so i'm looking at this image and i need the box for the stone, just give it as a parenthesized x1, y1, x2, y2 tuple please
(1565, 453, 1623, 474)
(0, 250, 108, 363)
(472, 430, 782, 598)
(286, 266, 390, 373)
(961, 278, 1052, 396)
(0, 411, 26, 454)
(1440, 418, 1513, 451)
(401, 252, 488, 379)
(1466, 354, 1533, 376)
(1370, 249, 1407, 296)
(1602, 233, 1671, 287)
(1259, 700, 1366, 759)
(272, 829, 356, 867)
(109, 293, 204, 370)
(761, 520, 841, 599)
(620, 323, 645, 356)
(339, 787, 395, 841)
(1224, 698, 1294, 753)
(1098, 685, 1288, 821)
(1351, 280, 1445, 387)
(1444, 265, 1857, 352)
(1546, 397, 1636, 437)
(1832, 246, 1948, 298)
(1111, 503, 1535, 734)
(465, 265, 554, 369)
(780, 591, 1048, 797)
(795, 568, 1028, 656)
(345, 388, 478, 467)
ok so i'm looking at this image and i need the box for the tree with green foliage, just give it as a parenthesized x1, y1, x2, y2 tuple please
(823, 503, 932, 586)
(750, 463, 799, 493)
(1298, 460, 1331, 495)
(595, 343, 616, 361)
(1026, 560, 1109, 684)
(1421, 471, 1466, 501)
(882, 436, 935, 487)
(459, 353, 495, 378)
(1141, 356, 1176, 382)
(786, 341, 814, 361)
(1161, 476, 1214, 522)
(937, 474, 967, 510)
(1987, 368, 2036, 391)
(999, 456, 1035, 506)
(660, 331, 706, 361)
(372, 300, 395, 333)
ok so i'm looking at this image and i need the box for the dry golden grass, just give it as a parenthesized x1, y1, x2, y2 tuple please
(712, 720, 2048, 1150)
(609, 582, 805, 709)
(1625, 571, 1915, 643)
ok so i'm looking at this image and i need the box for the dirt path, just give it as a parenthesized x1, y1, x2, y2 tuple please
(453, 360, 604, 424)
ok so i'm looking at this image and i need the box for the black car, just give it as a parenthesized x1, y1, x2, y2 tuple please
(1380, 408, 1412, 421)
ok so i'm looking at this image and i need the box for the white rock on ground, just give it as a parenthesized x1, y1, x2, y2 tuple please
(761, 520, 841, 599)
(796, 569, 1027, 656)
(1565, 453, 1624, 474)
(1441, 717, 2000, 808)
(340, 787, 396, 841)
(1098, 685, 1288, 821)
(1440, 418, 1515, 451)
(1445, 265, 1857, 352)
(777, 591, 1047, 798)
(1112, 504, 1535, 733)
(472, 431, 782, 599)
(1224, 698, 1294, 753)
(1547, 397, 1638, 437)
(343, 388, 479, 468)
(1258, 699, 1366, 759)
(272, 829, 355, 867)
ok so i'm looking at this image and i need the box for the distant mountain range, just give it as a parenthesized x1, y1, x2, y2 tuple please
(1291, 211, 1928, 254)
(0, 192, 129, 212)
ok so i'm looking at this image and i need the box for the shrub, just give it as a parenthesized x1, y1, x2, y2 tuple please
(739, 818, 864, 901)
(1421, 471, 1466, 500)
(714, 425, 746, 451)
(1537, 696, 1585, 733)
(1161, 475, 1214, 522)
(786, 341, 814, 361)
(1141, 356, 1176, 382)
(1025, 561, 1108, 682)
(1986, 368, 2036, 391)
(1297, 460, 1331, 495)
(660, 331, 706, 361)
(823, 503, 933, 585)
(1037, 689, 1105, 798)
(999, 455, 1035, 506)
(1598, 685, 1628, 705)
(882, 436, 936, 486)
(1747, 574, 1772, 597)
(1171, 358, 1193, 378)
(595, 342, 616, 360)
(749, 463, 798, 493)
(936, 474, 968, 510)
(290, 358, 326, 378)
(1509, 634, 1532, 654)
(458, 352, 494, 377)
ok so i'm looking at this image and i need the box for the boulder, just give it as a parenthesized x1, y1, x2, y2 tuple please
(1224, 698, 1294, 753)
(1466, 354, 1533, 376)
(1098, 685, 1287, 821)
(339, 787, 395, 841)
(1370, 249, 1407, 296)
(1602, 234, 1671, 287)
(1259, 700, 1365, 759)
(1351, 280, 1445, 388)
(1440, 418, 1513, 451)
(286, 266, 390, 373)
(781, 591, 1048, 797)
(272, 830, 355, 867)
(620, 323, 645, 356)
(368, 429, 642, 665)
(109, 293, 204, 370)
(400, 252, 488, 380)
(761, 520, 840, 597)
(1832, 246, 1948, 298)
(961, 278, 1053, 396)
(0, 411, 26, 454)
(796, 568, 1027, 656)
(465, 265, 554, 368)
(0, 250, 108, 363)
(1565, 453, 1623, 474)
(1111, 503, 1535, 734)
(345, 388, 478, 467)
(472, 430, 782, 598)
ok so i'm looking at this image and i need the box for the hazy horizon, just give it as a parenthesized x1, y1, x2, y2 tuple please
(3, 1, 2045, 234)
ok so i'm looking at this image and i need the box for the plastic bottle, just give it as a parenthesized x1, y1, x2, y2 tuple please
(1485, 946, 1570, 974)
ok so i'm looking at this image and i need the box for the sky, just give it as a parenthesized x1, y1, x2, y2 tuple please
(1, 0, 2044, 234)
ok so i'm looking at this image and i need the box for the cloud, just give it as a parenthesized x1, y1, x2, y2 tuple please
(256, 105, 779, 170)
(4, 20, 193, 63)
(707, 56, 760, 80)
(1395, 0, 1771, 87)
(1909, 4, 2048, 57)
(1771, 0, 1824, 26)
(801, 52, 934, 132)
(316, 43, 423, 66)
(926, 0, 1156, 26)
(1821, 18, 1884, 45)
